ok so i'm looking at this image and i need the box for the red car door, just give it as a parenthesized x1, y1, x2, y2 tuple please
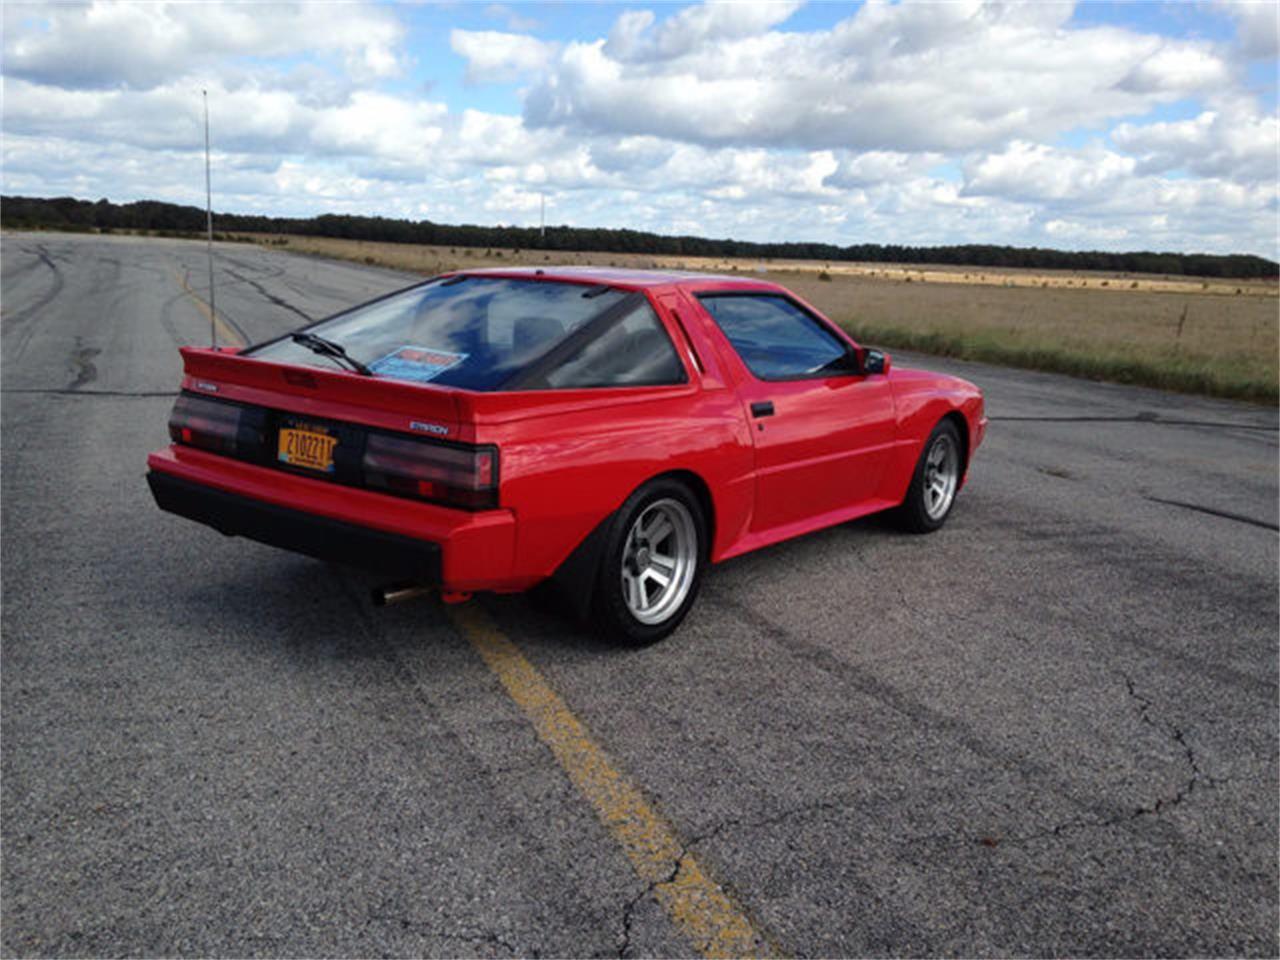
(694, 293, 897, 534)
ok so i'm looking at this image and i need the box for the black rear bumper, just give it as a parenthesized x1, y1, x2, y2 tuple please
(147, 471, 441, 582)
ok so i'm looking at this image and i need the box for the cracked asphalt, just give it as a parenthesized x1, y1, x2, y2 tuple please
(3, 233, 1277, 957)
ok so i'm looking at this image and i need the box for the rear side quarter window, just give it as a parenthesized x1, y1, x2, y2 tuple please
(542, 301, 687, 389)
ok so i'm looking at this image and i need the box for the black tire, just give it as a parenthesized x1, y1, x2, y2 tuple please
(895, 419, 963, 534)
(592, 477, 707, 645)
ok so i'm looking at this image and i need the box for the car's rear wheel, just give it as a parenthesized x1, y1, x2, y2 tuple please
(593, 478, 706, 645)
(896, 419, 963, 533)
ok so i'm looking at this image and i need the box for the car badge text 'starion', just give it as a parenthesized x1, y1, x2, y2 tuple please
(410, 421, 450, 436)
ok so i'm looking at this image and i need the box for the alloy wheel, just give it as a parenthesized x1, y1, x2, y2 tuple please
(620, 497, 698, 625)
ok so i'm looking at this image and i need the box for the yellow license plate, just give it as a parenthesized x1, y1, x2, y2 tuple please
(278, 425, 338, 473)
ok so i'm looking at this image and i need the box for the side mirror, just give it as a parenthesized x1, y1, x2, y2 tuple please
(862, 348, 890, 375)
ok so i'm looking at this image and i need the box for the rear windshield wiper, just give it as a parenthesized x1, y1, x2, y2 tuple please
(290, 332, 372, 376)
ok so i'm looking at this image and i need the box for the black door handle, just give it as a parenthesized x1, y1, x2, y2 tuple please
(751, 401, 774, 418)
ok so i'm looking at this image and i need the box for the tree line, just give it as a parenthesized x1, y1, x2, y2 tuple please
(3, 194, 1275, 279)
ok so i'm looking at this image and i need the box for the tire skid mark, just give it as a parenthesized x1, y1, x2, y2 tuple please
(221, 264, 313, 322)
(219, 251, 287, 281)
(157, 288, 197, 350)
(0, 388, 177, 398)
(2, 244, 65, 367)
(174, 266, 249, 347)
(702, 591, 1255, 888)
(962, 502, 1278, 697)
(0, 247, 49, 285)
(992, 414, 1277, 432)
(222, 248, 412, 321)
(67, 339, 100, 390)
(1143, 495, 1279, 532)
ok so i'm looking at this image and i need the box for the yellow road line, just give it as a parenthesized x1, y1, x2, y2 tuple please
(450, 604, 776, 959)
(172, 268, 245, 347)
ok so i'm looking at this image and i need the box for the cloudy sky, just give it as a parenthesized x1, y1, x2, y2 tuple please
(3, 1, 1277, 256)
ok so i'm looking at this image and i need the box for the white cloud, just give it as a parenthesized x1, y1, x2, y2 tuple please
(521, 0, 1235, 153)
(1043, 219, 1133, 245)
(603, 1, 802, 62)
(957, 138, 1277, 255)
(2, 1, 405, 90)
(310, 91, 447, 160)
(484, 3, 541, 33)
(453, 110, 565, 167)
(483, 184, 543, 214)
(1113, 108, 1280, 184)
(1219, 0, 1280, 59)
(450, 30, 556, 84)
(1, 75, 446, 165)
(964, 142, 1137, 203)
(824, 151, 945, 189)
(1118, 45, 1231, 94)
(587, 136, 678, 175)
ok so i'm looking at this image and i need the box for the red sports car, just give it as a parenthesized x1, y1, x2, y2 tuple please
(147, 267, 986, 643)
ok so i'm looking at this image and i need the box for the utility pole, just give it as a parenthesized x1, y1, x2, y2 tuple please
(203, 89, 216, 347)
(540, 192, 545, 242)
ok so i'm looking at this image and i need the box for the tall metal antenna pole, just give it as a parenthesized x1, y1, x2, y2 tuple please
(540, 192, 545, 241)
(203, 89, 216, 348)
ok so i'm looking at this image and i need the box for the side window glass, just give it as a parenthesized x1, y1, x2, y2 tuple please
(544, 302, 686, 389)
(699, 295, 850, 380)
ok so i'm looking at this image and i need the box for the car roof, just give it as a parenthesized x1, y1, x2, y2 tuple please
(456, 265, 783, 293)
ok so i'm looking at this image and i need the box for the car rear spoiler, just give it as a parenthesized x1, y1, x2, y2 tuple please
(178, 346, 467, 433)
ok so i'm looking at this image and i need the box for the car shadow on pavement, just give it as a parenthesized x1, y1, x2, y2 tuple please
(154, 509, 914, 667)
(475, 511, 909, 657)
(152, 553, 449, 659)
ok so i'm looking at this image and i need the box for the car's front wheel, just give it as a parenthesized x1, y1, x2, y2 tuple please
(896, 419, 963, 533)
(593, 478, 706, 645)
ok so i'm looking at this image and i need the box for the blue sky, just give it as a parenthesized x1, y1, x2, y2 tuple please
(2, 1, 1277, 256)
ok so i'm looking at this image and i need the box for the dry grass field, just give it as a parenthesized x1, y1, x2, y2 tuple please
(250, 233, 1276, 402)
(786, 271, 1277, 402)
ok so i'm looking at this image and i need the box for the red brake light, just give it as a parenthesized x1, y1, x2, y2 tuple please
(475, 451, 494, 487)
(363, 434, 499, 510)
(169, 394, 243, 455)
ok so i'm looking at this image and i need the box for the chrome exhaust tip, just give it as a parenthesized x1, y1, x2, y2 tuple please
(371, 582, 432, 606)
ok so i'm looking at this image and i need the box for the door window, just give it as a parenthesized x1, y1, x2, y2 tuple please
(698, 295, 852, 380)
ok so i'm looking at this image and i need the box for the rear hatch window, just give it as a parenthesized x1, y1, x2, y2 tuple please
(246, 277, 628, 391)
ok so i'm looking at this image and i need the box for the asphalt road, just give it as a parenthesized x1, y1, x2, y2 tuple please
(3, 232, 1277, 957)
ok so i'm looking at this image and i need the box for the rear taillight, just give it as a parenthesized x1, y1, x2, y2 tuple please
(168, 394, 264, 457)
(362, 434, 499, 510)
(168, 392, 495, 510)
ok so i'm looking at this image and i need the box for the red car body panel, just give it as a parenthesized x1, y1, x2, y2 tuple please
(147, 268, 986, 593)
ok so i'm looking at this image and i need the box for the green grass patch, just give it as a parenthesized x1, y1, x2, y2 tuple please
(843, 321, 1278, 404)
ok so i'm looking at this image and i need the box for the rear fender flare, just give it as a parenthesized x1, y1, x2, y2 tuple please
(546, 509, 615, 622)
(546, 469, 714, 621)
